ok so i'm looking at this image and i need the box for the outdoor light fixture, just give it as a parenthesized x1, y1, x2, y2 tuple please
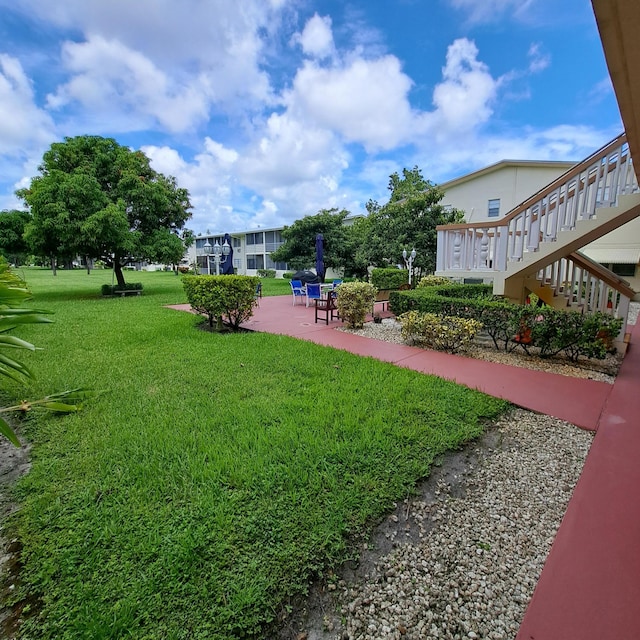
(402, 248, 417, 286)
(203, 238, 231, 275)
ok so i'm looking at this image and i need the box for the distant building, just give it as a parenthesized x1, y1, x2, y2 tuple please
(187, 216, 362, 277)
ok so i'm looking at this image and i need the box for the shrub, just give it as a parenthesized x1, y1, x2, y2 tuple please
(101, 283, 143, 296)
(282, 272, 295, 280)
(398, 311, 483, 353)
(389, 283, 494, 316)
(527, 309, 623, 361)
(182, 275, 259, 330)
(257, 269, 276, 278)
(370, 267, 408, 290)
(336, 282, 376, 329)
(416, 275, 452, 288)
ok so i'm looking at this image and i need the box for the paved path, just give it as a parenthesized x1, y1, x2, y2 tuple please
(171, 295, 640, 638)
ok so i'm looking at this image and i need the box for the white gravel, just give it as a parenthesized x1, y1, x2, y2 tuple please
(312, 409, 593, 640)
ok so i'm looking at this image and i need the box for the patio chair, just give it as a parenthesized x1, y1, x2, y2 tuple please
(305, 283, 321, 307)
(254, 282, 262, 306)
(290, 279, 306, 305)
(315, 290, 339, 324)
(332, 279, 343, 288)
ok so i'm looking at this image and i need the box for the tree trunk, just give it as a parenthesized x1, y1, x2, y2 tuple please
(86, 256, 91, 275)
(51, 254, 57, 276)
(113, 262, 126, 288)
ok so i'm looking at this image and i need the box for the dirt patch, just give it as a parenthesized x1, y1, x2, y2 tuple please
(0, 428, 31, 640)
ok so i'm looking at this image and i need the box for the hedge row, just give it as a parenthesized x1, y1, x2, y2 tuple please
(389, 284, 623, 361)
(370, 268, 408, 290)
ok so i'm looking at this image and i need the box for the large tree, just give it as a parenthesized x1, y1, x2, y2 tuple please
(270, 208, 365, 278)
(360, 167, 465, 276)
(0, 210, 31, 266)
(17, 136, 192, 286)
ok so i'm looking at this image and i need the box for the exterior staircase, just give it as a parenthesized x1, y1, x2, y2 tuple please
(436, 133, 640, 343)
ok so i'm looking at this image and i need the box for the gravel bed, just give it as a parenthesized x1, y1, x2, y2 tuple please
(317, 409, 593, 640)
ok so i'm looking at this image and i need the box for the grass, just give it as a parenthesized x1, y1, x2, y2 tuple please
(6, 268, 507, 639)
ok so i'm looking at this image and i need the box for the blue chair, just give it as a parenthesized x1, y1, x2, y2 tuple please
(254, 282, 262, 306)
(290, 280, 306, 305)
(332, 279, 343, 289)
(305, 283, 321, 307)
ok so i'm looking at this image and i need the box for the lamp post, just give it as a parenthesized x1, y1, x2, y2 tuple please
(402, 248, 417, 286)
(203, 238, 231, 275)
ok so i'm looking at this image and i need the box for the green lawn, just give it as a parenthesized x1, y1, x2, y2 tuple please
(7, 268, 507, 639)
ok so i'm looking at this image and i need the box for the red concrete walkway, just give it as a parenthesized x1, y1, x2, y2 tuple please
(516, 320, 640, 640)
(171, 295, 640, 638)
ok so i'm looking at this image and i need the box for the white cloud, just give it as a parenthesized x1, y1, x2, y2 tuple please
(0, 55, 55, 155)
(19, 0, 285, 120)
(528, 43, 551, 73)
(430, 39, 499, 137)
(448, 0, 535, 24)
(287, 56, 421, 151)
(295, 13, 335, 60)
(48, 36, 209, 133)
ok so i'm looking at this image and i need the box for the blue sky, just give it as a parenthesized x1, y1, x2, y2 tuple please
(0, 0, 623, 235)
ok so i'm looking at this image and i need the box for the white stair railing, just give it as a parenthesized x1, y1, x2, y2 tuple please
(436, 133, 638, 274)
(533, 252, 633, 338)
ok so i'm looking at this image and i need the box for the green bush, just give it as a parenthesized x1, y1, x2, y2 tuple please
(182, 275, 260, 330)
(416, 275, 452, 288)
(257, 269, 276, 278)
(336, 282, 376, 329)
(398, 311, 483, 353)
(370, 267, 408, 290)
(282, 272, 295, 280)
(527, 309, 623, 361)
(101, 283, 143, 296)
(390, 283, 624, 360)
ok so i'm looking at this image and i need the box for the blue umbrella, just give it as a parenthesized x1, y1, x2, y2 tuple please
(221, 233, 234, 275)
(315, 233, 325, 282)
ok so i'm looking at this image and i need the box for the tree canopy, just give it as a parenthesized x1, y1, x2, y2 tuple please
(0, 210, 31, 266)
(17, 136, 192, 286)
(270, 208, 365, 278)
(359, 167, 465, 276)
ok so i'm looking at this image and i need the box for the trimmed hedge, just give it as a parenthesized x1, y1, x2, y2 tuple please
(389, 284, 623, 361)
(389, 283, 494, 316)
(370, 268, 408, 290)
(257, 269, 276, 278)
(182, 275, 259, 330)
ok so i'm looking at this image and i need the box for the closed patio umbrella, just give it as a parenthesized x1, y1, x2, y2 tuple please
(315, 233, 325, 282)
(221, 233, 234, 274)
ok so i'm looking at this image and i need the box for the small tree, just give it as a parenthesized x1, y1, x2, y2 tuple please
(0, 210, 31, 266)
(270, 208, 364, 278)
(361, 167, 464, 276)
(18, 135, 192, 287)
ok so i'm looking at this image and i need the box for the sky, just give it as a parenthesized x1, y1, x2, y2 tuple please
(0, 0, 623, 236)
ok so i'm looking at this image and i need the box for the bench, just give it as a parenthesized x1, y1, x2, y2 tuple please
(113, 290, 141, 297)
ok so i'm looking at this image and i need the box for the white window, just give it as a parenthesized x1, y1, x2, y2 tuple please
(488, 198, 500, 217)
